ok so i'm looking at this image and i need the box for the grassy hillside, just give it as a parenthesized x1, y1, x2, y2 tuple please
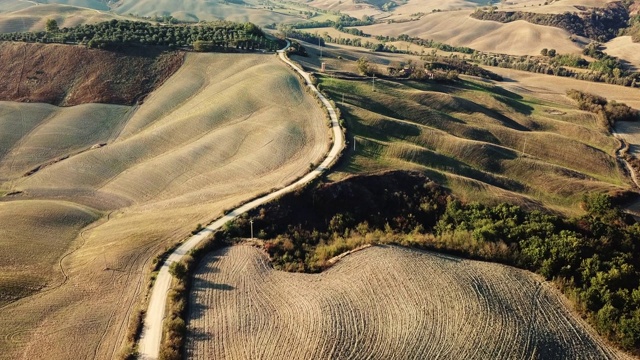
(0, 53, 330, 360)
(315, 74, 627, 214)
(0, 42, 183, 106)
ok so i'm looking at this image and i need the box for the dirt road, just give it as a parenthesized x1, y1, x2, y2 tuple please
(137, 42, 345, 359)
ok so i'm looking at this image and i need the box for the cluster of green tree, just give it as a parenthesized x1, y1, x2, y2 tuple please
(285, 40, 308, 57)
(379, 33, 475, 54)
(583, 42, 627, 75)
(283, 14, 375, 30)
(423, 56, 503, 81)
(285, 30, 325, 46)
(471, 2, 630, 41)
(567, 89, 639, 128)
(355, 55, 500, 82)
(0, 19, 278, 51)
(214, 171, 640, 353)
(435, 196, 640, 352)
(550, 53, 589, 68)
(335, 25, 367, 37)
(627, 14, 640, 42)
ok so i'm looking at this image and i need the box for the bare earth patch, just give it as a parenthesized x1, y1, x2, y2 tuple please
(0, 42, 183, 106)
(187, 245, 632, 359)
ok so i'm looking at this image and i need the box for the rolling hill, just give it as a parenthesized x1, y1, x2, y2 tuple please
(0, 51, 330, 360)
(0, 3, 130, 33)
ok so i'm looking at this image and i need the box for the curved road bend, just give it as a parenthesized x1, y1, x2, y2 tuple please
(138, 41, 345, 359)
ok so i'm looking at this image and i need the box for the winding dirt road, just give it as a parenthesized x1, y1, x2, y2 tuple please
(137, 41, 345, 360)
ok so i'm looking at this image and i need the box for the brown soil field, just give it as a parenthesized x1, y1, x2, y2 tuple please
(0, 42, 183, 106)
(0, 53, 330, 360)
(0, 3, 128, 33)
(187, 245, 632, 359)
(355, 10, 586, 56)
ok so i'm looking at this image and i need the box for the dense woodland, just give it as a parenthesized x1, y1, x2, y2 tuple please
(214, 171, 640, 354)
(0, 19, 279, 51)
(470, 2, 631, 41)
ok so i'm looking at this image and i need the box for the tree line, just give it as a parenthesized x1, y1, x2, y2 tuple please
(0, 19, 279, 51)
(285, 25, 640, 88)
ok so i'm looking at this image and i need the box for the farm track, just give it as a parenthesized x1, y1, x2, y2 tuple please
(186, 245, 630, 360)
(137, 42, 345, 359)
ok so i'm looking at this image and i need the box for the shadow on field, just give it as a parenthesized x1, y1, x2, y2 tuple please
(189, 278, 235, 322)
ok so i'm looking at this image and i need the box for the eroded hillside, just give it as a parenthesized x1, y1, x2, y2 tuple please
(0, 42, 183, 106)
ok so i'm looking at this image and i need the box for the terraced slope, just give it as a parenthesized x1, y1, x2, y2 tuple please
(187, 245, 631, 359)
(0, 53, 329, 360)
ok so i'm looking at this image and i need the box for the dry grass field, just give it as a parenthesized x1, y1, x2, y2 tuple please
(0, 3, 129, 33)
(603, 36, 640, 71)
(0, 53, 329, 360)
(186, 245, 632, 360)
(484, 66, 640, 109)
(111, 0, 299, 25)
(355, 10, 586, 56)
(0, 101, 131, 181)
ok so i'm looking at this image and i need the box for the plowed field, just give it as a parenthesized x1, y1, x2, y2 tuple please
(187, 245, 631, 360)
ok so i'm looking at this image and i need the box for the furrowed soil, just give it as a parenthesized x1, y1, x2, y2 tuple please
(0, 52, 329, 360)
(0, 42, 183, 106)
(186, 245, 632, 360)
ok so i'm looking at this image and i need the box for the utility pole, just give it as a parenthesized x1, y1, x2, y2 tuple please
(342, 93, 345, 105)
(250, 219, 254, 239)
(353, 136, 356, 151)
